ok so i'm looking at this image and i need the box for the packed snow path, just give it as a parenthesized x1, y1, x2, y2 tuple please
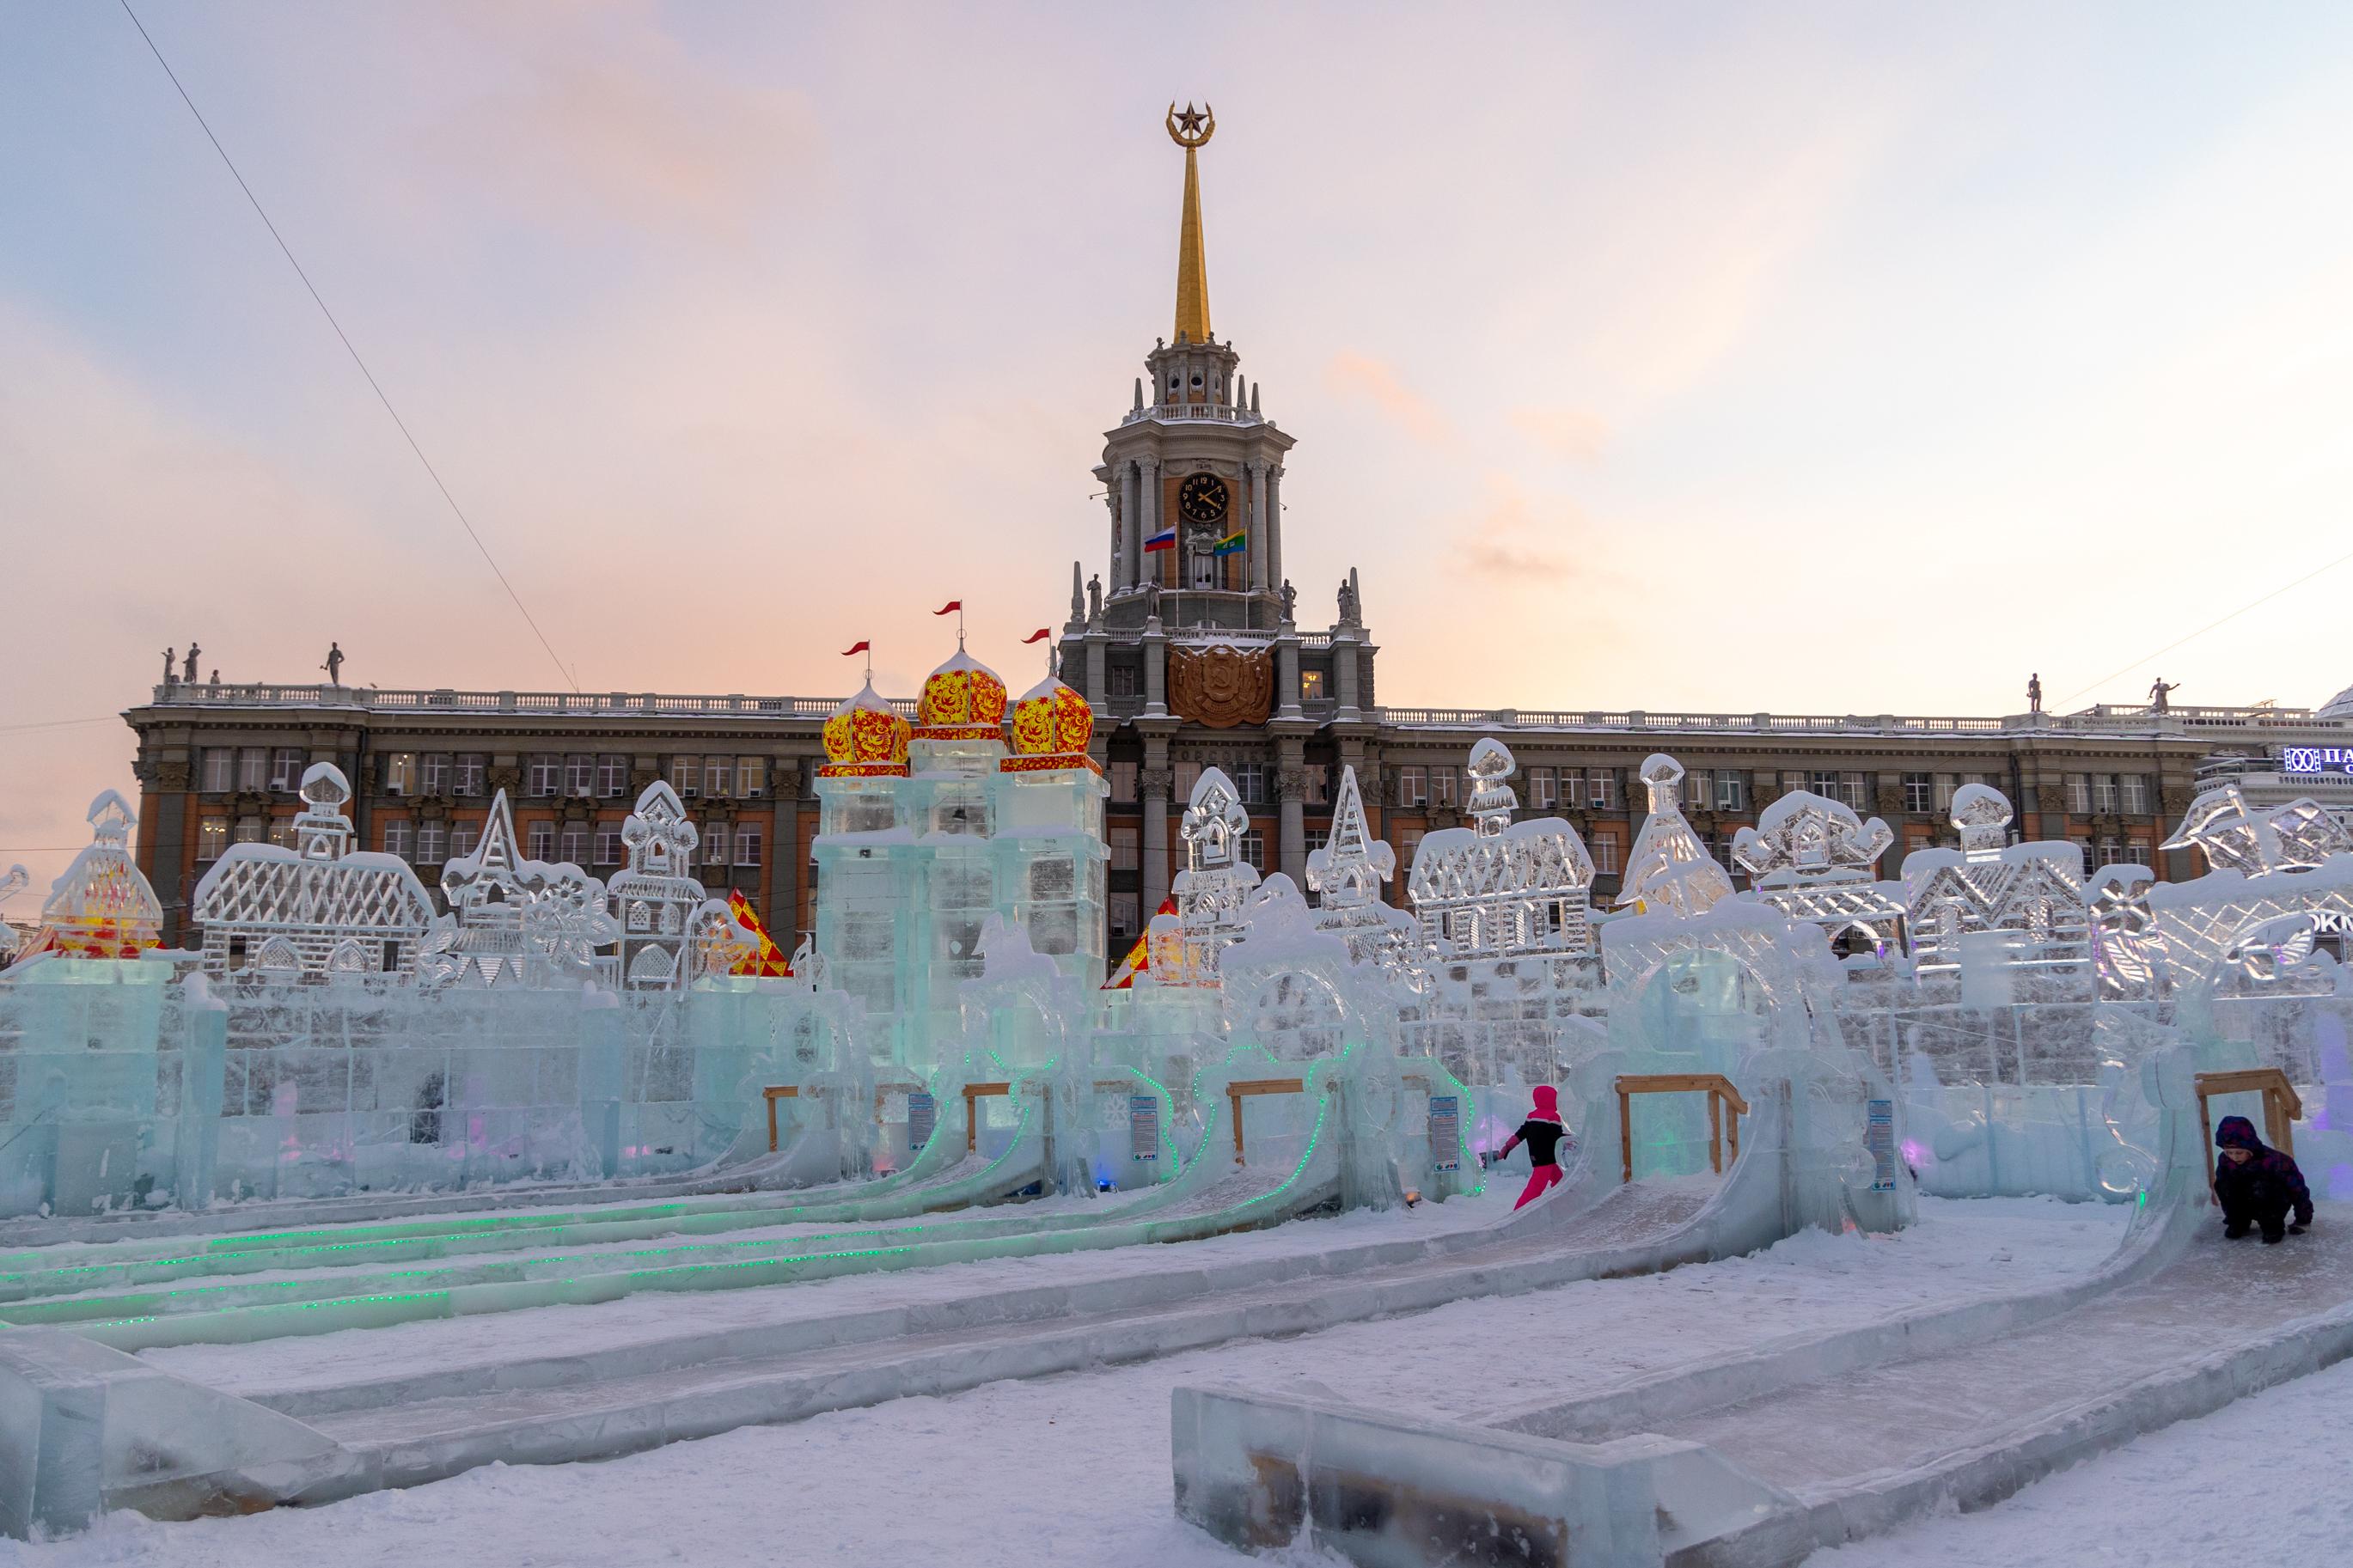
(0, 1200, 2128, 1566)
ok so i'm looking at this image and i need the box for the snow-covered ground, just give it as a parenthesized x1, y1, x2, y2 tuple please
(0, 1197, 2141, 1565)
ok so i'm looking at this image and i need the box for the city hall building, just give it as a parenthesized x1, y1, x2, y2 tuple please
(118, 110, 2353, 958)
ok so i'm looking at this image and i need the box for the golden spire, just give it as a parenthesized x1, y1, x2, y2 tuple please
(1166, 101, 1214, 344)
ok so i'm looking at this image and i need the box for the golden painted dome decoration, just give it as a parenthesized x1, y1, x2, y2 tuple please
(914, 647, 1009, 739)
(1001, 676, 1101, 773)
(820, 679, 911, 776)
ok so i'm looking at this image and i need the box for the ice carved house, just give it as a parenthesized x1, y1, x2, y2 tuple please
(190, 763, 435, 979)
(423, 789, 617, 988)
(1305, 764, 1420, 978)
(606, 779, 733, 990)
(1160, 766, 1260, 986)
(1731, 786, 1904, 955)
(1902, 784, 2092, 984)
(10, 792, 162, 964)
(1618, 753, 1735, 918)
(1405, 738, 1596, 967)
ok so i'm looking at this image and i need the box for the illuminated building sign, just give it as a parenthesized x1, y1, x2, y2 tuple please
(2281, 747, 2353, 776)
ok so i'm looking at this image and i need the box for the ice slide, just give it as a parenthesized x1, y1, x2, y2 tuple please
(0, 1058, 1863, 1534)
(1173, 1051, 2353, 1568)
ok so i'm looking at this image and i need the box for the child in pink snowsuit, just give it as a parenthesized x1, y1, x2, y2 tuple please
(1499, 1085, 1574, 1209)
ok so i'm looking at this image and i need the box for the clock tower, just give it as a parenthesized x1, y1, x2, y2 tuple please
(1091, 102, 1296, 631)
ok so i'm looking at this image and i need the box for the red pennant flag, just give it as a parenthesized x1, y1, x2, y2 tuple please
(933, 601, 962, 616)
(841, 640, 871, 656)
(1022, 628, 1052, 644)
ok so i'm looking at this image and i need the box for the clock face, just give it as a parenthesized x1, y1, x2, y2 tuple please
(1177, 472, 1230, 525)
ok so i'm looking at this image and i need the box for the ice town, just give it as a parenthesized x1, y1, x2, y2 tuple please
(10, 54, 2353, 1568)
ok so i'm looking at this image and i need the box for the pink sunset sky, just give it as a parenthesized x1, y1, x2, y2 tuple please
(5, 3, 2353, 890)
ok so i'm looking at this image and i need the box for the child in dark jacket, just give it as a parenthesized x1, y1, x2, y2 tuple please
(2213, 1114, 2313, 1245)
(1497, 1085, 1575, 1210)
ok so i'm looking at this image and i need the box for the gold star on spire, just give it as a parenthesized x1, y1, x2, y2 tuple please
(1164, 102, 1215, 343)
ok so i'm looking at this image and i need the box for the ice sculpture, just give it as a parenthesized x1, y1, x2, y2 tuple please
(606, 779, 734, 990)
(1164, 766, 1260, 985)
(2160, 784, 2353, 875)
(188, 763, 435, 980)
(811, 678, 916, 1032)
(420, 789, 617, 987)
(990, 672, 1109, 988)
(1305, 764, 1420, 979)
(1618, 754, 1733, 918)
(1902, 784, 2091, 987)
(1731, 784, 1903, 955)
(1405, 739, 1595, 965)
(2089, 865, 2160, 1001)
(10, 792, 162, 963)
(0, 864, 28, 961)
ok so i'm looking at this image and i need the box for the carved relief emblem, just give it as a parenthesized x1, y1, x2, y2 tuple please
(1167, 643, 1273, 729)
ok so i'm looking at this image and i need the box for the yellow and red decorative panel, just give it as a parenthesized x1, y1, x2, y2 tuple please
(1004, 677, 1095, 769)
(914, 650, 1008, 740)
(820, 682, 910, 777)
(726, 889, 793, 978)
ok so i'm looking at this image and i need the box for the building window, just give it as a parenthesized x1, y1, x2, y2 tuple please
(1902, 773, 1933, 813)
(237, 747, 269, 792)
(702, 823, 730, 869)
(1305, 827, 1329, 854)
(2067, 774, 2091, 815)
(420, 753, 452, 795)
(2092, 774, 2119, 814)
(1109, 826, 1140, 871)
(1806, 770, 1838, 799)
(2122, 774, 2150, 815)
(1299, 669, 1327, 701)
(269, 820, 296, 848)
(1591, 829, 1621, 876)
(599, 755, 630, 798)
(417, 821, 448, 864)
(1933, 773, 1959, 814)
(669, 754, 700, 796)
(1174, 760, 1201, 801)
(1109, 760, 1138, 802)
(559, 824, 590, 867)
(2097, 837, 2120, 867)
(1684, 769, 1711, 809)
(1107, 663, 1140, 699)
(1233, 763, 1266, 805)
(200, 749, 235, 792)
(1526, 766, 1557, 809)
(1586, 769, 1621, 810)
(1397, 829, 1424, 866)
(2122, 841, 2151, 866)
(1397, 766, 1428, 807)
(452, 822, 480, 860)
(737, 758, 767, 799)
(455, 754, 486, 796)
(269, 748, 305, 791)
(382, 820, 414, 861)
(1714, 772, 1746, 813)
(526, 821, 555, 862)
(735, 825, 763, 867)
(593, 826, 622, 866)
(526, 754, 562, 797)
(1109, 892, 1140, 938)
(1238, 829, 1266, 869)
(1838, 772, 1867, 810)
(234, 818, 264, 845)
(198, 816, 228, 860)
(703, 758, 735, 800)
(565, 754, 595, 798)
(1432, 768, 1458, 808)
(382, 753, 417, 796)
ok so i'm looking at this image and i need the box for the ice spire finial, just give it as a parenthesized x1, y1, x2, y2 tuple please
(1166, 102, 1214, 345)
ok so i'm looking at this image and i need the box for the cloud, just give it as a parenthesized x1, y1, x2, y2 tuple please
(1451, 473, 1581, 583)
(1323, 351, 1456, 446)
(1509, 405, 1611, 462)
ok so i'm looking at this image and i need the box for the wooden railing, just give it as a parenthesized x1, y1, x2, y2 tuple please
(963, 1081, 1012, 1151)
(761, 1084, 799, 1152)
(1614, 1073, 1750, 1182)
(2193, 1068, 2303, 1188)
(1225, 1077, 1307, 1165)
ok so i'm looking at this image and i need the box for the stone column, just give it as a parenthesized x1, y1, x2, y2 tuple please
(1276, 741, 1308, 887)
(1143, 621, 1169, 717)
(1275, 628, 1303, 719)
(1140, 752, 1173, 917)
(1332, 628, 1362, 722)
(1140, 458, 1163, 591)
(1265, 466, 1284, 590)
(1121, 461, 1143, 591)
(1084, 631, 1108, 711)
(1248, 462, 1269, 594)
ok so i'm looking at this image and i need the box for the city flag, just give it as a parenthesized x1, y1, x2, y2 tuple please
(840, 641, 871, 657)
(1143, 528, 1176, 552)
(1102, 897, 1176, 988)
(1022, 628, 1052, 644)
(933, 601, 961, 616)
(726, 889, 793, 978)
(1210, 531, 1245, 556)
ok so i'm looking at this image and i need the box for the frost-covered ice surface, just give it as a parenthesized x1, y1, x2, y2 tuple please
(1813, 1353, 2353, 1568)
(20, 1198, 2128, 1566)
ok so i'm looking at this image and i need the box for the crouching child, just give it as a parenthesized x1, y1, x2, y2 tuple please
(2213, 1114, 2313, 1245)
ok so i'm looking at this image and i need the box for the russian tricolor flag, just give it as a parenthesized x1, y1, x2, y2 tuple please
(1143, 527, 1176, 552)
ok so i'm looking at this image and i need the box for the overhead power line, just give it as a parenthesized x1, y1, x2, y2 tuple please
(2058, 538, 2353, 706)
(116, 1, 577, 692)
